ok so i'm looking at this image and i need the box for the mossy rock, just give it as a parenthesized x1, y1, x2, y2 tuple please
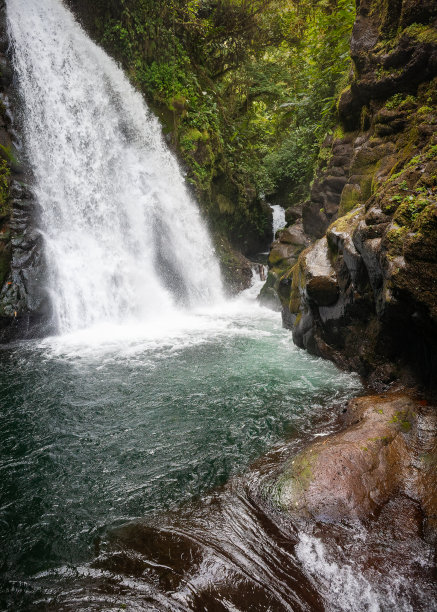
(216, 193, 235, 214)
(0, 238, 11, 288)
(339, 183, 364, 216)
(272, 393, 424, 523)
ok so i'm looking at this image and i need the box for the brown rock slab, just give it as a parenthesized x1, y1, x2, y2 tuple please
(274, 392, 436, 526)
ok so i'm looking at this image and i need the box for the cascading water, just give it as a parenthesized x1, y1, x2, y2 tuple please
(7, 0, 223, 334)
(270, 204, 286, 237)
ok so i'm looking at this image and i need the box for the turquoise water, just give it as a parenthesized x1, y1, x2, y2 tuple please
(0, 296, 362, 607)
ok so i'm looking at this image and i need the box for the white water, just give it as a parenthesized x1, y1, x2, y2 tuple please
(7, 0, 223, 334)
(296, 533, 381, 611)
(271, 204, 286, 237)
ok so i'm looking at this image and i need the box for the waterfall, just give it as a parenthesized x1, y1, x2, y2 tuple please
(270, 205, 286, 238)
(6, 0, 223, 334)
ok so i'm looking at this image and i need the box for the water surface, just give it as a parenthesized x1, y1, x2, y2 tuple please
(0, 293, 362, 608)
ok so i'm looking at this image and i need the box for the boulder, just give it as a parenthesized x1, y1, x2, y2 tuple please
(273, 392, 437, 525)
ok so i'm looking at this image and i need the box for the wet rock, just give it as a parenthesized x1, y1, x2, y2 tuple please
(0, 3, 49, 341)
(302, 201, 330, 238)
(277, 223, 309, 247)
(215, 237, 253, 295)
(274, 392, 436, 526)
(258, 285, 282, 311)
(284, 204, 302, 226)
(307, 276, 338, 307)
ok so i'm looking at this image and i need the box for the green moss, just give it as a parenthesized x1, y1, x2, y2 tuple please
(338, 184, 362, 216)
(386, 224, 409, 255)
(394, 196, 428, 226)
(417, 106, 433, 116)
(179, 128, 203, 152)
(329, 205, 363, 234)
(288, 254, 308, 314)
(360, 105, 371, 131)
(413, 201, 437, 240)
(333, 125, 346, 139)
(385, 93, 416, 110)
(274, 448, 319, 509)
(426, 145, 437, 160)
(216, 193, 235, 214)
(389, 411, 412, 432)
(403, 23, 437, 45)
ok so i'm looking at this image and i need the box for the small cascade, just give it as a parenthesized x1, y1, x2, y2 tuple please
(252, 262, 268, 283)
(270, 204, 286, 238)
(7, 0, 223, 334)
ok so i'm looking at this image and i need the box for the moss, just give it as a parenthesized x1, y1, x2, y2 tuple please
(403, 23, 437, 45)
(385, 93, 416, 110)
(389, 411, 412, 432)
(338, 184, 360, 215)
(417, 106, 433, 116)
(394, 196, 428, 226)
(288, 254, 308, 314)
(413, 201, 437, 240)
(216, 193, 235, 214)
(329, 205, 363, 234)
(274, 448, 319, 509)
(317, 143, 333, 169)
(0, 159, 11, 219)
(0, 144, 18, 167)
(333, 125, 346, 139)
(179, 128, 203, 152)
(167, 94, 187, 112)
(360, 105, 371, 131)
(386, 224, 409, 255)
(426, 145, 437, 160)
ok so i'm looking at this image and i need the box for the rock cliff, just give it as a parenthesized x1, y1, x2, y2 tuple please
(264, 0, 437, 390)
(0, 2, 49, 341)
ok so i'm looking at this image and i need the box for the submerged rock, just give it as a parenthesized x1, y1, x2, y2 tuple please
(273, 392, 436, 528)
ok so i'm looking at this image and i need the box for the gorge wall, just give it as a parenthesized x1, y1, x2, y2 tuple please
(262, 0, 437, 391)
(0, 2, 49, 342)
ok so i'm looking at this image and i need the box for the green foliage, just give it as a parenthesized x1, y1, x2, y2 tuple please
(96, 0, 355, 248)
(427, 145, 437, 159)
(385, 93, 416, 110)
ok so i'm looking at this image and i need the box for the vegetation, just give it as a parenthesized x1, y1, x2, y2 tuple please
(80, 0, 355, 251)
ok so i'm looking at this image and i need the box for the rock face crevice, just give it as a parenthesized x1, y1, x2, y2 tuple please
(263, 0, 437, 390)
(0, 3, 50, 342)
